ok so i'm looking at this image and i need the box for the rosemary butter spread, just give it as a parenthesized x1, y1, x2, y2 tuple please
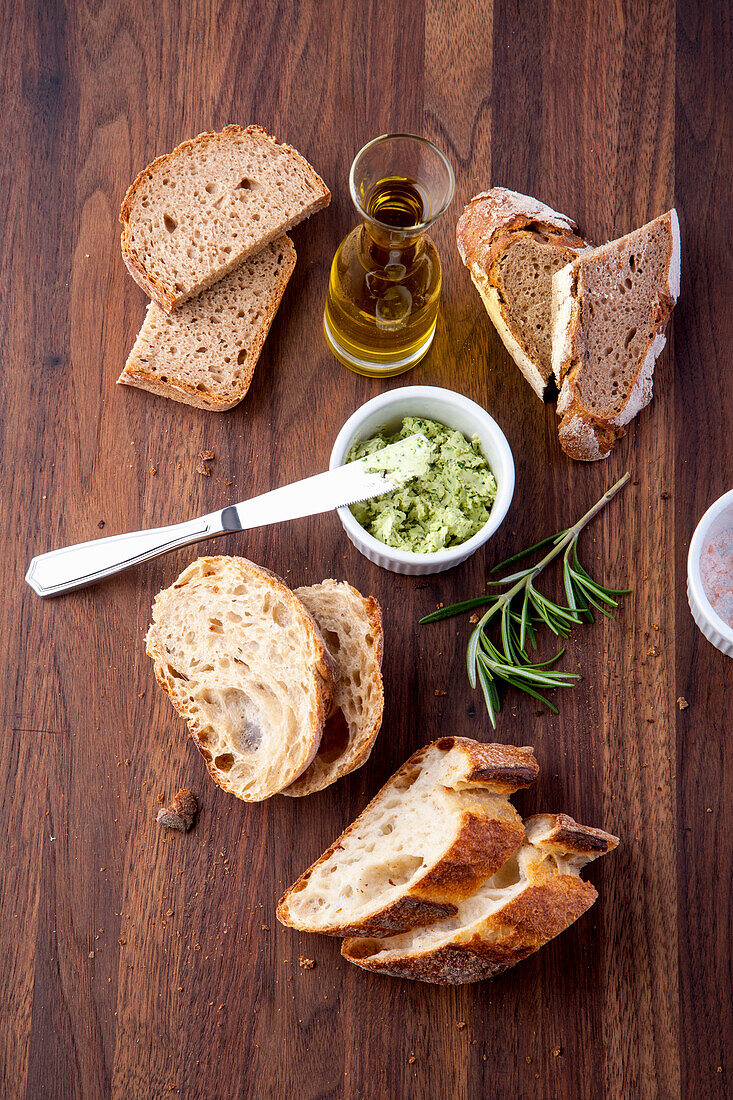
(347, 416, 497, 552)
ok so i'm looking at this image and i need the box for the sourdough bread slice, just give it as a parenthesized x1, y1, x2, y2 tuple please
(283, 580, 384, 797)
(120, 125, 330, 311)
(552, 209, 680, 461)
(277, 738, 539, 937)
(146, 556, 335, 802)
(342, 812, 619, 984)
(118, 236, 296, 411)
(456, 188, 590, 399)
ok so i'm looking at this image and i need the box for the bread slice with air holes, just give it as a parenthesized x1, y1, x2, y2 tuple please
(120, 124, 330, 311)
(276, 738, 539, 937)
(341, 812, 619, 984)
(456, 188, 590, 400)
(145, 556, 336, 802)
(282, 580, 384, 797)
(118, 235, 296, 411)
(552, 209, 680, 461)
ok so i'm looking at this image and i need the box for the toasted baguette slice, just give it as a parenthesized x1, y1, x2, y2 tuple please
(277, 738, 539, 937)
(342, 812, 619, 984)
(283, 581, 384, 797)
(552, 209, 680, 461)
(456, 188, 589, 399)
(118, 236, 296, 411)
(120, 125, 330, 311)
(146, 557, 335, 802)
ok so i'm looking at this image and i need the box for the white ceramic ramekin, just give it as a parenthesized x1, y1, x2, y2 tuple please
(687, 488, 733, 658)
(330, 386, 515, 575)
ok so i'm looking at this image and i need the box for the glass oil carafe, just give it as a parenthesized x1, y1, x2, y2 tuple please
(324, 134, 455, 377)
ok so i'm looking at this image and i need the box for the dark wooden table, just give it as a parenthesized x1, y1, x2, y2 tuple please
(2, 1, 731, 1097)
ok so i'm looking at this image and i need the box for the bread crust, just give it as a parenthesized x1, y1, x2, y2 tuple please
(284, 581, 385, 796)
(276, 738, 538, 936)
(456, 188, 588, 398)
(120, 124, 330, 311)
(342, 813, 619, 984)
(117, 236, 296, 411)
(146, 556, 337, 801)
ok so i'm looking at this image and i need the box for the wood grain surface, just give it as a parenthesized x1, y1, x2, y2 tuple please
(1, 1, 731, 1097)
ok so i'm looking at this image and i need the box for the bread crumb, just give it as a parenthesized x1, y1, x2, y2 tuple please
(156, 789, 197, 832)
(200, 449, 215, 461)
(469, 612, 480, 624)
(552, 1047, 562, 1057)
(299, 956, 315, 969)
(149, 466, 157, 476)
(677, 696, 689, 710)
(88, 951, 95, 959)
(647, 646, 659, 656)
(456, 1021, 466, 1030)
(434, 689, 447, 697)
(408, 1056, 416, 1064)
(196, 458, 211, 476)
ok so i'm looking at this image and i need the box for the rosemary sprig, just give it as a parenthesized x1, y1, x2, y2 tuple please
(420, 473, 631, 727)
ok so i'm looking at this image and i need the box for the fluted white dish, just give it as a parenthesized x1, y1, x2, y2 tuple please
(687, 488, 733, 658)
(330, 386, 515, 575)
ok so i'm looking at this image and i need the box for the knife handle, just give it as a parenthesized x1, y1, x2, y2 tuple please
(25, 512, 225, 598)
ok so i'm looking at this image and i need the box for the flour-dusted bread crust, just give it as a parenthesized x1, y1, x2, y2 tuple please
(341, 812, 619, 984)
(552, 209, 680, 461)
(283, 581, 384, 797)
(277, 738, 539, 937)
(118, 236, 296, 411)
(456, 188, 589, 399)
(120, 125, 330, 311)
(146, 557, 335, 802)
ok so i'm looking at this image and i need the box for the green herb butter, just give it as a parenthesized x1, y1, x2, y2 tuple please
(346, 416, 497, 553)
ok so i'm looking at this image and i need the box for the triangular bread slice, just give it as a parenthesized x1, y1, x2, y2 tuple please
(283, 580, 384, 797)
(552, 209, 680, 461)
(276, 738, 539, 937)
(342, 812, 619, 984)
(120, 125, 330, 311)
(118, 236, 296, 411)
(146, 556, 335, 802)
(456, 188, 590, 399)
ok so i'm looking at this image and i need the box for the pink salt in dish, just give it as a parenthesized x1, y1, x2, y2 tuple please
(699, 527, 733, 628)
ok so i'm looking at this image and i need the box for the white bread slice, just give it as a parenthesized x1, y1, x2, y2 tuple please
(146, 557, 335, 802)
(277, 738, 539, 937)
(120, 125, 330, 311)
(283, 581, 384, 797)
(118, 236, 296, 411)
(456, 188, 590, 399)
(342, 812, 619, 984)
(552, 209, 680, 461)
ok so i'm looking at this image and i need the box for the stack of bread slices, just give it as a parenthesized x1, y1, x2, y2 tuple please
(278, 737, 618, 984)
(146, 556, 383, 800)
(117, 125, 330, 411)
(457, 188, 680, 461)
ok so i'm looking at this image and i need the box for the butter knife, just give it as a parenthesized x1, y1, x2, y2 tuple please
(25, 435, 431, 598)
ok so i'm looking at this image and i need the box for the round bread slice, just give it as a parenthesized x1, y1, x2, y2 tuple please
(276, 737, 539, 937)
(342, 812, 619, 984)
(282, 580, 384, 797)
(146, 556, 335, 801)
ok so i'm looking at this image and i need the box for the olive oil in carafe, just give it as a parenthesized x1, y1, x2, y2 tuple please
(324, 176, 443, 376)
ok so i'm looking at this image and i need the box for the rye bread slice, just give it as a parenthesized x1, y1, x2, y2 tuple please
(277, 738, 539, 937)
(118, 236, 296, 411)
(283, 580, 384, 797)
(552, 209, 680, 461)
(341, 813, 619, 984)
(456, 188, 590, 399)
(120, 125, 330, 311)
(146, 556, 336, 802)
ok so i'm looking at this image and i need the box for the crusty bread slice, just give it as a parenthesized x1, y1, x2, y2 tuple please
(283, 580, 384, 797)
(277, 738, 539, 937)
(552, 209, 680, 461)
(146, 557, 335, 802)
(117, 236, 296, 411)
(456, 188, 589, 399)
(120, 125, 330, 311)
(342, 812, 619, 984)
